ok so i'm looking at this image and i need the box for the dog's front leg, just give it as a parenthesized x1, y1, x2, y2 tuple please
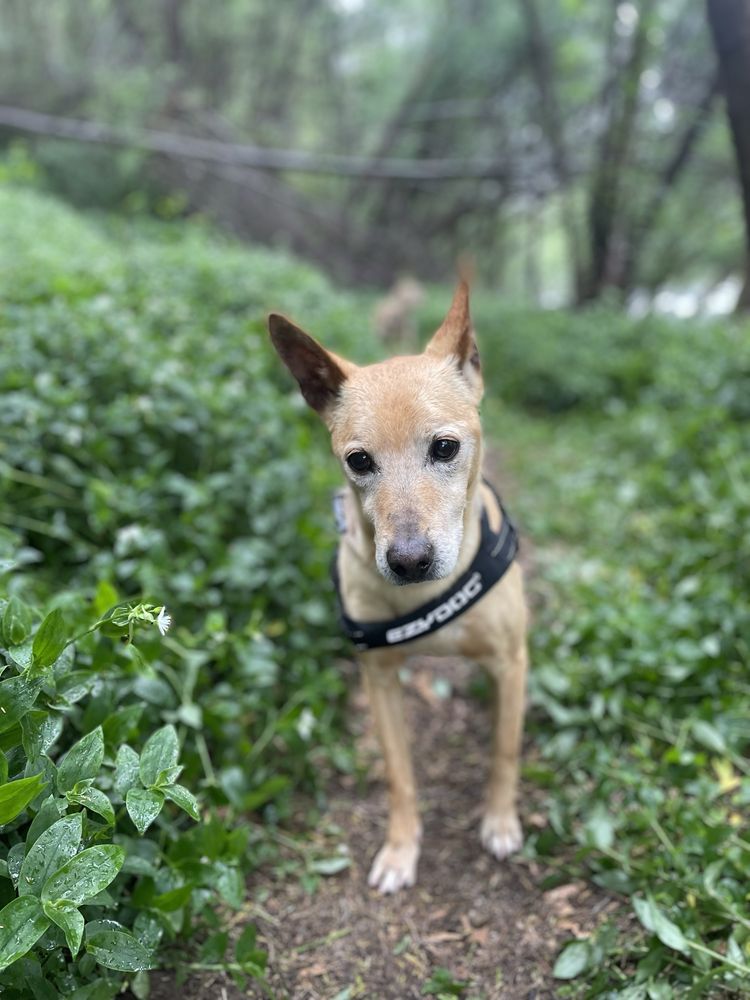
(479, 639, 527, 859)
(362, 654, 421, 893)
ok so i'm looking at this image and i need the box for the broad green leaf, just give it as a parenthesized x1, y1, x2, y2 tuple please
(19, 813, 82, 897)
(0, 773, 47, 825)
(151, 884, 192, 912)
(31, 609, 68, 672)
(164, 783, 200, 820)
(133, 911, 163, 951)
(50, 672, 96, 707)
(238, 774, 289, 811)
(41, 845, 124, 905)
(57, 727, 104, 793)
(309, 856, 351, 875)
(584, 803, 614, 851)
(85, 923, 154, 972)
(6, 641, 33, 672)
(235, 924, 267, 972)
(2, 597, 32, 647)
(130, 971, 151, 1000)
(126, 787, 164, 834)
(66, 784, 114, 826)
(93, 581, 119, 617)
(646, 982, 674, 1000)
(24, 757, 57, 811)
(52, 644, 74, 679)
(113, 745, 140, 799)
(0, 676, 41, 734)
(0, 895, 50, 971)
(26, 795, 62, 847)
(6, 843, 25, 888)
(214, 861, 243, 908)
(633, 896, 688, 954)
(154, 765, 182, 788)
(691, 720, 727, 755)
(139, 725, 179, 788)
(200, 930, 228, 964)
(66, 981, 120, 1000)
(176, 703, 202, 729)
(21, 710, 63, 761)
(0, 749, 6, 785)
(553, 940, 591, 979)
(703, 859, 724, 894)
(101, 704, 143, 747)
(43, 899, 84, 956)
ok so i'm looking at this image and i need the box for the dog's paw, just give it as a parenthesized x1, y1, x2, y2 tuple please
(368, 841, 420, 894)
(480, 811, 523, 860)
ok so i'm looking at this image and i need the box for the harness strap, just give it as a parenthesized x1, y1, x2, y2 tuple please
(331, 480, 519, 651)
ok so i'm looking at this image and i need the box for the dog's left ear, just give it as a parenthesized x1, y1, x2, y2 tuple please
(268, 313, 355, 423)
(424, 280, 483, 399)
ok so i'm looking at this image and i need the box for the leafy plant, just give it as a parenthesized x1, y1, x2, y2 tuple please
(0, 179, 362, 991)
(422, 966, 469, 997)
(0, 548, 254, 994)
(492, 311, 750, 993)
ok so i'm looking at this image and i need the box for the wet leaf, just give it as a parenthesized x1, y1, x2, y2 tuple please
(553, 940, 591, 980)
(43, 899, 84, 956)
(57, 727, 104, 793)
(85, 921, 154, 972)
(139, 725, 179, 788)
(31, 609, 68, 672)
(126, 787, 164, 834)
(163, 783, 200, 820)
(19, 813, 82, 897)
(41, 845, 124, 905)
(0, 895, 49, 971)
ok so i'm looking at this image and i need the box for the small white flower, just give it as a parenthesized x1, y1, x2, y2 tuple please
(115, 523, 146, 556)
(156, 607, 172, 636)
(296, 708, 315, 741)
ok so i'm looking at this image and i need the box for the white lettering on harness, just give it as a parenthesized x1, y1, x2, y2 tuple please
(385, 571, 483, 644)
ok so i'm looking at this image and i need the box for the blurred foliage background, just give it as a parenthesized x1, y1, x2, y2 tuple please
(1, 1, 750, 997)
(0, 0, 749, 307)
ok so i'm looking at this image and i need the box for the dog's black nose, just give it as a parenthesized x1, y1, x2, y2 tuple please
(387, 537, 434, 582)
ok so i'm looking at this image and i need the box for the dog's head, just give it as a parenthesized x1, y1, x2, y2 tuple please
(269, 282, 483, 586)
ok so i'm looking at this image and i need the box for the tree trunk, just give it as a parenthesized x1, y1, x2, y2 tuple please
(616, 73, 720, 298)
(579, 0, 655, 303)
(707, 0, 750, 310)
(517, 0, 585, 301)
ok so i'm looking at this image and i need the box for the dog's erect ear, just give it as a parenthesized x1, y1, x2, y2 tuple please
(424, 280, 483, 397)
(268, 314, 353, 418)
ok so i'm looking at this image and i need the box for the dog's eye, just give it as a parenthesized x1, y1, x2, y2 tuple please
(431, 438, 460, 462)
(346, 450, 374, 474)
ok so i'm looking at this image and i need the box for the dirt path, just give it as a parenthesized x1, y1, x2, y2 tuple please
(254, 662, 613, 999)
(153, 657, 614, 1000)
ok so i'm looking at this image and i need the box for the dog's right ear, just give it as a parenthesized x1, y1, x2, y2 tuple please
(268, 314, 353, 419)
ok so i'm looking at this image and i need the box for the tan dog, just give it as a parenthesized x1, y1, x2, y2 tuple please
(373, 276, 425, 343)
(268, 281, 528, 894)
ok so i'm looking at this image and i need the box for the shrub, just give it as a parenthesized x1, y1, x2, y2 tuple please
(0, 182, 361, 991)
(417, 291, 745, 415)
(0, 530, 259, 994)
(502, 317, 750, 991)
(0, 184, 358, 823)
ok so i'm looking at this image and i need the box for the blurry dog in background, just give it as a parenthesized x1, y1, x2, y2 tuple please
(373, 276, 425, 344)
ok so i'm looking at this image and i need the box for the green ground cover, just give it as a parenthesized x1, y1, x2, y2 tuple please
(0, 180, 748, 996)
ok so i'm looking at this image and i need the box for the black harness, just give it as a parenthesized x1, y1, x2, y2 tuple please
(331, 481, 519, 651)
